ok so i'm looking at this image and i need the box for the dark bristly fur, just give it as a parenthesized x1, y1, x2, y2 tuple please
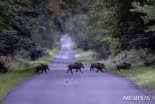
(90, 63, 106, 73)
(35, 64, 49, 74)
(113, 61, 131, 73)
(67, 63, 85, 74)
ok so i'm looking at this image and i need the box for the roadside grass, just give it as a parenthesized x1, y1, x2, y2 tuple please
(107, 63, 155, 90)
(0, 48, 59, 102)
(76, 49, 155, 91)
(0, 69, 34, 101)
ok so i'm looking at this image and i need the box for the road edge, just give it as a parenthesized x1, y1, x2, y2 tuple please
(107, 72, 155, 102)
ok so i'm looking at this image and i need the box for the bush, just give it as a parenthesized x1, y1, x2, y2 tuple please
(15, 46, 47, 61)
(143, 53, 155, 66)
(29, 47, 45, 60)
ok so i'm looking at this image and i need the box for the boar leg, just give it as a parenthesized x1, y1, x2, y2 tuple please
(90, 67, 94, 71)
(38, 70, 41, 74)
(79, 69, 83, 73)
(66, 69, 69, 73)
(76, 69, 78, 72)
(35, 69, 39, 74)
(118, 68, 121, 72)
(90, 67, 92, 71)
(96, 69, 99, 73)
(44, 69, 48, 74)
(101, 69, 104, 73)
(115, 68, 120, 73)
(41, 69, 44, 74)
(70, 69, 73, 74)
(96, 68, 103, 73)
(115, 69, 117, 73)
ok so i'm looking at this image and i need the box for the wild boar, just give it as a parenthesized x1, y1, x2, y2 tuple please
(113, 61, 131, 73)
(90, 63, 106, 73)
(67, 63, 85, 74)
(35, 64, 49, 74)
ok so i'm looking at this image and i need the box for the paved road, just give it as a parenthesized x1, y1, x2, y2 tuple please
(2, 35, 154, 104)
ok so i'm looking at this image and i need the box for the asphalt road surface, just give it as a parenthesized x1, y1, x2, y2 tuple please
(2, 35, 154, 104)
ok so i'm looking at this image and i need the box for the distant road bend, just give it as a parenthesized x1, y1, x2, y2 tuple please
(2, 34, 154, 104)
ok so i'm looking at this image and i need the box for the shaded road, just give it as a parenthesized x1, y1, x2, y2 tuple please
(49, 35, 76, 70)
(2, 35, 154, 104)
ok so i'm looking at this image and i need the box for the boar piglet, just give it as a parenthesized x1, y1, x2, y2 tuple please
(67, 63, 85, 74)
(113, 61, 131, 73)
(36, 64, 49, 74)
(90, 63, 106, 73)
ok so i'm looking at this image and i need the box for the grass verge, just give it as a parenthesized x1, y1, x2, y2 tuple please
(0, 69, 34, 101)
(76, 49, 155, 92)
(107, 63, 155, 90)
(0, 48, 59, 102)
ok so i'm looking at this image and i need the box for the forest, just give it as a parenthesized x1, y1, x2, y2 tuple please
(0, 0, 155, 102)
(0, 0, 155, 63)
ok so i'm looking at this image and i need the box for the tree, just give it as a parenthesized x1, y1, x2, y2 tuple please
(0, 0, 65, 59)
(131, 0, 155, 52)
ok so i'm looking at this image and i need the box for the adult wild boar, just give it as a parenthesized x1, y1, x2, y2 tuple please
(113, 61, 131, 73)
(90, 63, 106, 73)
(67, 63, 85, 74)
(35, 64, 49, 74)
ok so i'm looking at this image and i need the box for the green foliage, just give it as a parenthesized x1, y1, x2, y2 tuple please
(65, 14, 90, 50)
(0, 69, 34, 101)
(131, 0, 155, 51)
(64, 0, 155, 58)
(0, 0, 17, 35)
(1, 0, 155, 60)
(0, 0, 62, 59)
(107, 63, 155, 90)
